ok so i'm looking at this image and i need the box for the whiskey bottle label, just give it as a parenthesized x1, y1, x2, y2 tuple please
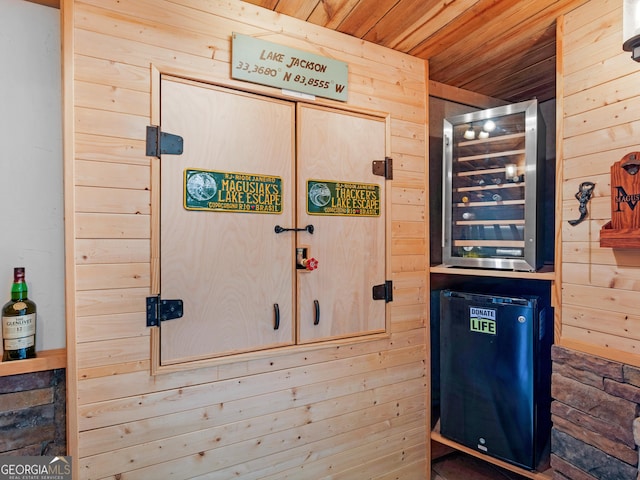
(2, 313, 36, 347)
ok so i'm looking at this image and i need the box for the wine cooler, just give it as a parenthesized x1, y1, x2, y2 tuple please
(442, 99, 546, 271)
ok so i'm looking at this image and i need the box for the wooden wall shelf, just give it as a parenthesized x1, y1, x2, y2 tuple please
(0, 348, 66, 377)
(600, 222, 640, 249)
(430, 264, 555, 280)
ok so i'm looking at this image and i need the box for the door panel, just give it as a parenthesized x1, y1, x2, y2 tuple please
(296, 104, 387, 343)
(159, 77, 295, 364)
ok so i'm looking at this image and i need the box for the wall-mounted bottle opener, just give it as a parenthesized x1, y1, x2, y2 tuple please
(296, 247, 318, 271)
(568, 181, 595, 226)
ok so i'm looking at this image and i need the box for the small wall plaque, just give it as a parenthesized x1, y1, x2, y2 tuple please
(600, 152, 640, 248)
(231, 33, 348, 102)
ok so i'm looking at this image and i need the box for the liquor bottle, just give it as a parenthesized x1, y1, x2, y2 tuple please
(2, 267, 37, 361)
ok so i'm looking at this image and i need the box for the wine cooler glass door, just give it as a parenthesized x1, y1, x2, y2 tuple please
(442, 99, 543, 272)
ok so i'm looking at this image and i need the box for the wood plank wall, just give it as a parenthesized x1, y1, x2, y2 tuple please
(560, 0, 640, 365)
(62, 0, 428, 478)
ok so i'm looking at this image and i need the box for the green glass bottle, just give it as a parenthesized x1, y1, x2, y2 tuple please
(2, 267, 37, 361)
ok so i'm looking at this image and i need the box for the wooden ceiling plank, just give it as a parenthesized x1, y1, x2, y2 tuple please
(493, 56, 557, 100)
(427, 0, 556, 74)
(401, 0, 518, 56)
(383, 0, 482, 52)
(275, 0, 321, 20)
(502, 78, 557, 103)
(241, 0, 279, 11)
(476, 62, 557, 100)
(362, 0, 446, 46)
(429, 80, 509, 107)
(307, 0, 361, 29)
(464, 56, 557, 102)
(408, 0, 523, 58)
(428, 0, 589, 85)
(334, 0, 401, 39)
(428, 9, 559, 85)
(455, 32, 557, 96)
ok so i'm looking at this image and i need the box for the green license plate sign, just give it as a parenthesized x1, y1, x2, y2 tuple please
(307, 180, 381, 217)
(231, 33, 348, 102)
(185, 169, 282, 214)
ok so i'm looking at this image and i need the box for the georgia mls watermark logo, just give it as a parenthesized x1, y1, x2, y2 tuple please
(0, 456, 71, 480)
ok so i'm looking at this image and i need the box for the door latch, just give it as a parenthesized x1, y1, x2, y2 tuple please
(275, 224, 314, 234)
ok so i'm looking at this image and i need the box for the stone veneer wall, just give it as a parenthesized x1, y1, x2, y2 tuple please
(0, 369, 66, 456)
(551, 346, 640, 479)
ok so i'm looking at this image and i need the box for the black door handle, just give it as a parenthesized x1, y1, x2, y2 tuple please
(313, 299, 320, 325)
(273, 303, 280, 330)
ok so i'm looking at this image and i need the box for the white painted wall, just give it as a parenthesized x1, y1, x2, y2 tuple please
(0, 0, 65, 351)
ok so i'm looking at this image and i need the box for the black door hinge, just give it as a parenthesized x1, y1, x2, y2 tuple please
(372, 280, 393, 303)
(146, 296, 184, 327)
(146, 125, 184, 158)
(372, 156, 393, 180)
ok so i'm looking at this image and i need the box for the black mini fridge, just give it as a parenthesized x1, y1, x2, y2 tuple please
(439, 290, 552, 470)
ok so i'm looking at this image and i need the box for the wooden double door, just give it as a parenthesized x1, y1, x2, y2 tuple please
(157, 76, 387, 365)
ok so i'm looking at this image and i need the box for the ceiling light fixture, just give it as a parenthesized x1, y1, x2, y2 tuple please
(623, 0, 640, 61)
